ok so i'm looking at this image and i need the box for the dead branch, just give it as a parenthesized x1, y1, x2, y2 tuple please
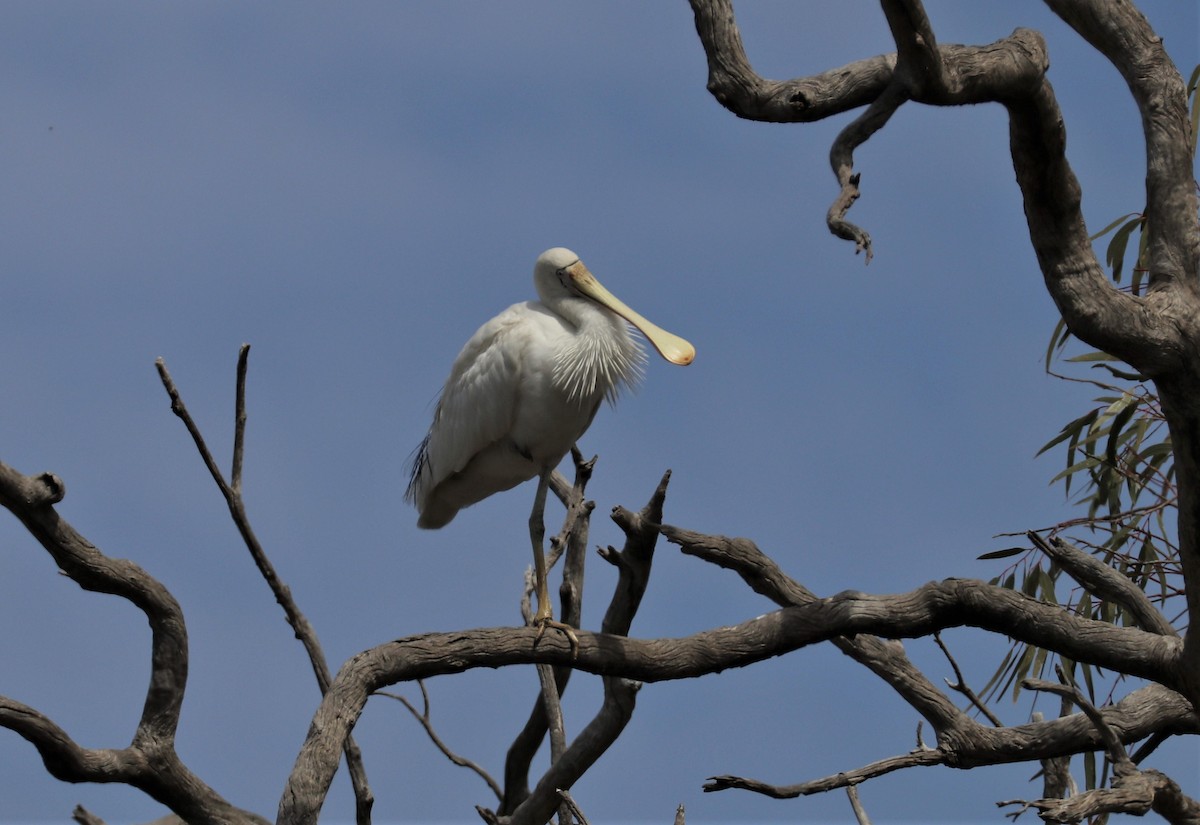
(933, 632, 1002, 726)
(376, 682, 503, 802)
(494, 471, 671, 824)
(156, 348, 374, 824)
(845, 785, 872, 825)
(689, 0, 1052, 260)
(1008, 666, 1200, 824)
(1029, 532, 1178, 636)
(503, 452, 594, 814)
(659, 525, 974, 734)
(554, 789, 590, 825)
(0, 461, 267, 825)
(72, 806, 107, 825)
(704, 748, 944, 799)
(278, 571, 1191, 824)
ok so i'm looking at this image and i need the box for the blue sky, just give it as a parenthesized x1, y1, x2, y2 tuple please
(0, 2, 1197, 823)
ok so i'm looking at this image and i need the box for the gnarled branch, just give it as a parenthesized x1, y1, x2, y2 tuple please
(278, 572, 1189, 825)
(0, 461, 267, 825)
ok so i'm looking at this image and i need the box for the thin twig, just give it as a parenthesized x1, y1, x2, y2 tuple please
(535, 661, 568, 768)
(556, 788, 590, 825)
(1026, 664, 1135, 775)
(71, 805, 107, 825)
(934, 632, 1003, 726)
(376, 682, 503, 802)
(231, 344, 249, 492)
(156, 351, 374, 824)
(704, 748, 945, 798)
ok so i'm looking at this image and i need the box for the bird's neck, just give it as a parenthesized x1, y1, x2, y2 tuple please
(552, 301, 645, 404)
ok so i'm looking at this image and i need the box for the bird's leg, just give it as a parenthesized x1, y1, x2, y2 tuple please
(528, 471, 552, 622)
(529, 470, 579, 653)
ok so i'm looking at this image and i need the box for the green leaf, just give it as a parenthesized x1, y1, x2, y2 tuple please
(1092, 362, 1146, 381)
(1065, 351, 1120, 363)
(1044, 317, 1072, 371)
(1105, 396, 1139, 465)
(1011, 642, 1037, 702)
(978, 546, 1027, 561)
(1105, 216, 1143, 283)
(1038, 566, 1059, 605)
(1037, 409, 1099, 456)
(1088, 211, 1141, 241)
(1079, 660, 1096, 703)
(1049, 456, 1102, 486)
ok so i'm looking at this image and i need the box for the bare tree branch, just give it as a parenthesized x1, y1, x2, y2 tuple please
(278, 572, 1191, 824)
(1009, 0, 1200, 706)
(497, 472, 671, 825)
(934, 632, 1002, 726)
(156, 349, 374, 824)
(0, 461, 267, 825)
(705, 749, 944, 799)
(845, 785, 872, 825)
(689, 0, 1055, 260)
(503, 451, 594, 815)
(659, 525, 975, 734)
(377, 682, 503, 802)
(554, 789, 590, 825)
(1029, 532, 1177, 636)
(71, 806, 107, 825)
(1013, 667, 1200, 824)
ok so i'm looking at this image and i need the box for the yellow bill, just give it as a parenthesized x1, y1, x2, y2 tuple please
(566, 261, 696, 366)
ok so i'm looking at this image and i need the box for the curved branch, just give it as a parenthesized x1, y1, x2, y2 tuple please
(702, 681, 1195, 802)
(827, 83, 912, 262)
(1046, 0, 1200, 294)
(1015, 668, 1200, 824)
(0, 461, 267, 825)
(0, 462, 186, 746)
(278, 578, 1185, 825)
(1006, 69, 1182, 374)
(687, 0, 895, 123)
(378, 683, 502, 802)
(704, 748, 944, 799)
(660, 525, 978, 737)
(1030, 532, 1177, 636)
(0, 697, 135, 783)
(690, 0, 1057, 260)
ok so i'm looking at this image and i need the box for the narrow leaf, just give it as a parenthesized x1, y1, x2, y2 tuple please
(978, 546, 1027, 561)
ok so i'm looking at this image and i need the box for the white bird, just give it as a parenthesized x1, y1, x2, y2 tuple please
(406, 247, 694, 635)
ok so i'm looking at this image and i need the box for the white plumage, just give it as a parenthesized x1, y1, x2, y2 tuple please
(406, 246, 694, 630)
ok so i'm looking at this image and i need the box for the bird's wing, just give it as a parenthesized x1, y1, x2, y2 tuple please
(414, 303, 533, 494)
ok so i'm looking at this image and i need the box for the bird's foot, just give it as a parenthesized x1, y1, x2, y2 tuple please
(533, 615, 580, 657)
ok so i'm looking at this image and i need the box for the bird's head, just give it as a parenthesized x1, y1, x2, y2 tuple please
(533, 247, 695, 366)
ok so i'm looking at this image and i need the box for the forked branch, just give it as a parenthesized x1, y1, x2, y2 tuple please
(0, 461, 267, 825)
(279, 572, 1191, 825)
(491, 470, 672, 825)
(999, 667, 1200, 824)
(156, 347, 373, 824)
